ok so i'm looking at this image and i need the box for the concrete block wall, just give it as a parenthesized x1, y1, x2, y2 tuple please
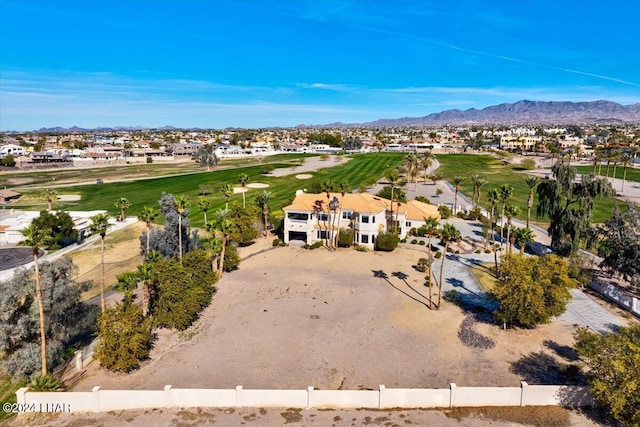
(17, 383, 594, 413)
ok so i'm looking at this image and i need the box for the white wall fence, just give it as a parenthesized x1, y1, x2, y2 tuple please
(17, 382, 593, 413)
(589, 280, 640, 318)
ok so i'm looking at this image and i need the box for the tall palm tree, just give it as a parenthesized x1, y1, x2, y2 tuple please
(89, 213, 110, 312)
(621, 153, 633, 192)
(254, 191, 271, 238)
(137, 206, 158, 257)
(221, 184, 234, 209)
(592, 149, 602, 175)
(487, 189, 501, 272)
(452, 176, 465, 214)
(197, 198, 212, 235)
(114, 197, 131, 222)
(499, 184, 513, 246)
(423, 216, 440, 309)
(385, 169, 402, 233)
(524, 176, 539, 228)
(210, 209, 234, 276)
(19, 223, 53, 376)
(420, 151, 433, 184)
(437, 223, 461, 309)
(504, 204, 520, 253)
(237, 173, 249, 208)
(513, 227, 535, 255)
(136, 263, 153, 316)
(173, 195, 189, 265)
(470, 174, 486, 208)
(404, 153, 419, 189)
(40, 188, 58, 210)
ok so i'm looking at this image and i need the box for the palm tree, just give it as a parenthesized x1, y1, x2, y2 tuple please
(471, 174, 486, 208)
(423, 216, 440, 309)
(197, 198, 212, 235)
(487, 189, 501, 272)
(254, 191, 271, 238)
(137, 206, 158, 257)
(499, 184, 513, 246)
(437, 223, 461, 309)
(385, 169, 402, 233)
(238, 173, 249, 208)
(114, 197, 131, 222)
(210, 209, 234, 276)
(201, 237, 222, 273)
(19, 223, 53, 376)
(173, 195, 189, 265)
(592, 149, 602, 175)
(452, 176, 465, 214)
(136, 263, 153, 316)
(404, 153, 419, 189)
(40, 188, 58, 210)
(621, 153, 633, 192)
(512, 227, 535, 255)
(420, 151, 433, 184)
(89, 213, 110, 312)
(221, 184, 234, 209)
(524, 176, 539, 228)
(504, 204, 520, 253)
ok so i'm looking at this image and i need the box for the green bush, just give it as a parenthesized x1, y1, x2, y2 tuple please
(456, 211, 467, 219)
(377, 186, 407, 202)
(151, 250, 217, 331)
(355, 245, 369, 252)
(468, 207, 483, 220)
(411, 239, 418, 244)
(305, 241, 324, 250)
(29, 375, 63, 392)
(272, 238, 281, 247)
(95, 301, 153, 372)
(435, 188, 443, 196)
(146, 156, 153, 164)
(414, 196, 431, 204)
(416, 258, 429, 272)
(438, 205, 452, 219)
(400, 238, 407, 243)
(223, 244, 241, 271)
(338, 228, 355, 247)
(376, 231, 399, 251)
(418, 240, 425, 246)
(434, 251, 442, 259)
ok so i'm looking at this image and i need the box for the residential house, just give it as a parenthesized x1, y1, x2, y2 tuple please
(283, 192, 440, 249)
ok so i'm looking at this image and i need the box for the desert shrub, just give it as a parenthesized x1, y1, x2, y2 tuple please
(484, 249, 492, 254)
(435, 188, 443, 196)
(456, 211, 467, 219)
(411, 239, 418, 244)
(377, 186, 407, 202)
(416, 258, 429, 272)
(338, 228, 354, 247)
(146, 156, 153, 164)
(400, 238, 407, 243)
(305, 241, 324, 250)
(272, 238, 281, 247)
(468, 207, 483, 220)
(438, 205, 452, 219)
(414, 196, 431, 204)
(475, 249, 481, 253)
(95, 301, 153, 372)
(434, 251, 442, 259)
(151, 250, 217, 331)
(355, 245, 369, 252)
(418, 240, 425, 246)
(375, 231, 399, 251)
(519, 158, 536, 170)
(223, 244, 241, 272)
(29, 375, 63, 392)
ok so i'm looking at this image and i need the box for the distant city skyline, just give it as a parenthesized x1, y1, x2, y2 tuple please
(1, 0, 639, 131)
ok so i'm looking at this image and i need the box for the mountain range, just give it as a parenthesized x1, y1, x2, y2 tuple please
(348, 100, 640, 127)
(31, 100, 640, 132)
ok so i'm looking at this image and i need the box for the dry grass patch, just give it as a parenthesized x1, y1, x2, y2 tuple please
(69, 222, 145, 300)
(446, 406, 570, 427)
(470, 263, 497, 291)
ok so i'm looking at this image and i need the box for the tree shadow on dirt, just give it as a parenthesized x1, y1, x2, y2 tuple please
(510, 351, 586, 385)
(372, 269, 430, 309)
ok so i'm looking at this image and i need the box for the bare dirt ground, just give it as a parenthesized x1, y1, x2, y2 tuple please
(11, 405, 603, 427)
(74, 246, 582, 392)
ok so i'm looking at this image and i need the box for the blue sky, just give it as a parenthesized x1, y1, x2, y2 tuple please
(1, 0, 639, 130)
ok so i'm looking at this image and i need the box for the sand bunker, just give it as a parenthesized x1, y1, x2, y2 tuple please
(58, 194, 81, 201)
(295, 174, 313, 179)
(233, 187, 248, 194)
(246, 183, 270, 188)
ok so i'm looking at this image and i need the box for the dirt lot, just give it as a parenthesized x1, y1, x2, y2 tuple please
(74, 246, 582, 392)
